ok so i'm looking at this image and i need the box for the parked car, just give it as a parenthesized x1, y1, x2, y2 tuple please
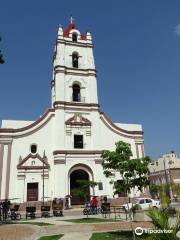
(122, 197, 160, 211)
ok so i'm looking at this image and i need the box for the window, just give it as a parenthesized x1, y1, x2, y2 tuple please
(139, 199, 145, 204)
(98, 182, 103, 190)
(31, 144, 37, 154)
(72, 33, 77, 42)
(72, 84, 81, 102)
(74, 135, 83, 149)
(72, 52, 78, 68)
(146, 199, 152, 203)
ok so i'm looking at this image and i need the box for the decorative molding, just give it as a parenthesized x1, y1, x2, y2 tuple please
(55, 106, 99, 112)
(54, 66, 96, 77)
(17, 153, 50, 170)
(100, 112, 143, 140)
(95, 159, 102, 164)
(53, 150, 102, 155)
(41, 174, 49, 178)
(0, 108, 55, 136)
(100, 112, 143, 135)
(54, 160, 66, 165)
(54, 65, 96, 73)
(57, 40, 93, 48)
(53, 101, 99, 109)
(55, 70, 96, 77)
(65, 113, 91, 126)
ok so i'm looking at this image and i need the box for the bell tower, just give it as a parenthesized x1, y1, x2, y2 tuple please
(51, 20, 98, 107)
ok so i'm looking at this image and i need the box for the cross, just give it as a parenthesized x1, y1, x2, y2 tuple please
(69, 15, 75, 24)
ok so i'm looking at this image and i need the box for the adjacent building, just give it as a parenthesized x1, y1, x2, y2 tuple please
(149, 151, 180, 185)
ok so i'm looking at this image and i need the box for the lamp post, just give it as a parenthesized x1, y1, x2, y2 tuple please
(42, 151, 45, 206)
(163, 158, 170, 198)
(168, 160, 174, 200)
(163, 157, 174, 200)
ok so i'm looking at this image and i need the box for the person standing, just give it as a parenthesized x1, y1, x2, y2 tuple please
(2, 199, 9, 220)
(91, 197, 98, 214)
(0, 201, 2, 221)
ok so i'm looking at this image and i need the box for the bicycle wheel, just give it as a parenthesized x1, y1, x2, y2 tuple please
(83, 208, 88, 215)
(16, 213, 21, 220)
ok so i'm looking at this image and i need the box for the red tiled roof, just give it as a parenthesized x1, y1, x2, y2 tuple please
(63, 24, 87, 40)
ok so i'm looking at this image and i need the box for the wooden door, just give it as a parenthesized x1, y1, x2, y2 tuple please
(27, 183, 38, 201)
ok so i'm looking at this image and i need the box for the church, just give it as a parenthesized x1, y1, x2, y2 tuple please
(0, 21, 145, 204)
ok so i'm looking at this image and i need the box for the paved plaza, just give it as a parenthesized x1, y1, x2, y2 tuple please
(0, 221, 153, 240)
(0, 206, 179, 240)
(0, 209, 153, 240)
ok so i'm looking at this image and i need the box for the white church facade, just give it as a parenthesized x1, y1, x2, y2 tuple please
(0, 22, 145, 204)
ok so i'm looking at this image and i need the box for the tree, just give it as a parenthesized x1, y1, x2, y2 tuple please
(0, 37, 5, 64)
(71, 179, 97, 202)
(102, 141, 150, 197)
(102, 141, 150, 240)
(149, 184, 160, 198)
(71, 179, 98, 218)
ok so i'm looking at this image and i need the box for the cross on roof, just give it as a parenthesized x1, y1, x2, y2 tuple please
(69, 15, 75, 24)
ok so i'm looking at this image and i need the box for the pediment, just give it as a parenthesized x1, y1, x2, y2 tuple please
(65, 113, 91, 126)
(17, 153, 50, 170)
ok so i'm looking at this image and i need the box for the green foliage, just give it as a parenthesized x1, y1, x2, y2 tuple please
(16, 221, 53, 226)
(132, 204, 142, 213)
(149, 184, 160, 195)
(102, 141, 150, 195)
(171, 184, 180, 195)
(159, 190, 170, 209)
(62, 218, 122, 223)
(38, 235, 63, 240)
(71, 179, 98, 201)
(147, 208, 180, 240)
(90, 231, 149, 240)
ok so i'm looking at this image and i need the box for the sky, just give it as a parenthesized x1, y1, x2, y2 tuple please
(1, 0, 180, 159)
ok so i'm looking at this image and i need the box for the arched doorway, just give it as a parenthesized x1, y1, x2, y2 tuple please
(70, 169, 90, 205)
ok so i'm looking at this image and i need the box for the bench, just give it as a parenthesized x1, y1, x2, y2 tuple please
(26, 207, 36, 219)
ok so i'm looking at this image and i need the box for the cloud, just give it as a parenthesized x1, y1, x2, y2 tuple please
(175, 24, 180, 35)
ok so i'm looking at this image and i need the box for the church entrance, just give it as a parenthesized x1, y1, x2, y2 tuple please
(70, 169, 90, 205)
(27, 183, 38, 201)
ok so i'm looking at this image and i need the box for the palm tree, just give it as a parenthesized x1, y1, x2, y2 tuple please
(147, 207, 180, 240)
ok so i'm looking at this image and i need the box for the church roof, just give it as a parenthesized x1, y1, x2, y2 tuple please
(63, 23, 87, 40)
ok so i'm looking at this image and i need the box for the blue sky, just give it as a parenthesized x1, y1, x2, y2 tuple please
(1, 0, 180, 159)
